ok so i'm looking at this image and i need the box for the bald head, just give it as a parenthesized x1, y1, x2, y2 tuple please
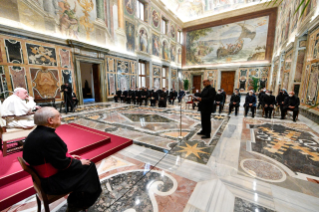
(203, 79, 211, 87)
(34, 107, 61, 128)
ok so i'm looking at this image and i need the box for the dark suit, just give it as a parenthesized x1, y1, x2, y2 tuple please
(281, 95, 300, 121)
(257, 91, 265, 109)
(213, 94, 224, 113)
(244, 95, 257, 117)
(158, 92, 167, 107)
(114, 90, 121, 102)
(178, 90, 185, 103)
(62, 84, 73, 113)
(263, 94, 276, 118)
(198, 85, 216, 137)
(229, 93, 240, 115)
(276, 92, 288, 113)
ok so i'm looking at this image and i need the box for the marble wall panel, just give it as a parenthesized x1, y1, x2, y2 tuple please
(125, 21, 135, 52)
(117, 74, 130, 91)
(294, 49, 305, 83)
(107, 73, 116, 96)
(9, 66, 27, 90)
(4, 39, 23, 64)
(0, 66, 9, 98)
(152, 34, 160, 57)
(306, 62, 319, 106)
(59, 49, 71, 68)
(300, 64, 311, 103)
(117, 61, 129, 74)
(31, 68, 60, 99)
(26, 43, 57, 66)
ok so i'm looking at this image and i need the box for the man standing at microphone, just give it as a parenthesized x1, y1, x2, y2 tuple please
(197, 79, 216, 139)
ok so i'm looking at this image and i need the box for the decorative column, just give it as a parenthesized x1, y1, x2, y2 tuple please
(115, 0, 127, 49)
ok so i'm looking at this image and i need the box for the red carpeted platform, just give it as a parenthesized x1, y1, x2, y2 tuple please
(0, 124, 132, 211)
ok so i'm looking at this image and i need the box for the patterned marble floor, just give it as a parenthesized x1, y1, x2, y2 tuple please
(3, 98, 319, 212)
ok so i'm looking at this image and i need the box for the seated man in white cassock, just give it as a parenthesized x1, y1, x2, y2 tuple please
(1, 87, 40, 128)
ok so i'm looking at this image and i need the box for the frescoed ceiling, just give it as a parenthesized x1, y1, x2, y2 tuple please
(160, 0, 264, 22)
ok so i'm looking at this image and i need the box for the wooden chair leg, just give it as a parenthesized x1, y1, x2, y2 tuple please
(36, 195, 41, 212)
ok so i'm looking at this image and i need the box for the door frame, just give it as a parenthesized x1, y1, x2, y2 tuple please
(218, 69, 238, 91)
(74, 55, 106, 105)
(190, 72, 204, 93)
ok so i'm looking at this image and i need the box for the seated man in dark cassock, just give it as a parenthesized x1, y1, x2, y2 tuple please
(192, 89, 201, 110)
(263, 90, 276, 118)
(126, 89, 132, 104)
(149, 89, 158, 106)
(276, 89, 288, 113)
(213, 89, 224, 114)
(281, 91, 300, 122)
(114, 89, 122, 103)
(257, 88, 266, 109)
(140, 88, 147, 106)
(220, 88, 226, 106)
(144, 88, 149, 106)
(244, 90, 257, 118)
(122, 90, 128, 103)
(156, 88, 163, 101)
(23, 107, 102, 211)
(158, 88, 167, 107)
(131, 88, 136, 104)
(72, 92, 78, 109)
(61, 82, 74, 113)
(228, 89, 240, 116)
(169, 89, 178, 105)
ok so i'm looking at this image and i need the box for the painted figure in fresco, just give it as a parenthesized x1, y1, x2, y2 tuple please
(120, 76, 128, 91)
(109, 74, 115, 95)
(77, 0, 94, 40)
(125, 0, 134, 15)
(171, 25, 176, 38)
(171, 46, 176, 62)
(152, 10, 159, 27)
(139, 29, 148, 52)
(162, 41, 169, 60)
(178, 49, 182, 64)
(126, 22, 135, 52)
(60, 1, 79, 39)
(306, 64, 319, 104)
(152, 35, 160, 56)
(313, 33, 319, 59)
(154, 78, 160, 90)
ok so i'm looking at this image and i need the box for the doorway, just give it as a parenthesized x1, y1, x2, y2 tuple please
(80, 62, 101, 103)
(221, 71, 235, 95)
(192, 75, 201, 93)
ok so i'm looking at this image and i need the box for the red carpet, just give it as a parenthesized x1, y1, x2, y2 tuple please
(0, 124, 132, 210)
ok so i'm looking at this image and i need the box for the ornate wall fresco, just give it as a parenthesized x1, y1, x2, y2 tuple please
(0, 0, 114, 47)
(306, 63, 319, 106)
(31, 68, 61, 99)
(294, 50, 305, 83)
(0, 34, 75, 102)
(239, 69, 248, 92)
(162, 40, 169, 60)
(205, 70, 218, 89)
(160, 0, 263, 22)
(26, 44, 57, 66)
(186, 16, 270, 66)
(152, 34, 160, 57)
(105, 55, 137, 96)
(281, 49, 293, 90)
(271, 62, 279, 92)
(245, 67, 270, 91)
(59, 49, 71, 68)
(153, 65, 162, 89)
(0, 66, 9, 99)
(9, 66, 27, 90)
(4, 39, 23, 64)
(139, 28, 149, 53)
(151, 7, 160, 30)
(171, 44, 176, 62)
(273, 0, 318, 57)
(126, 21, 136, 52)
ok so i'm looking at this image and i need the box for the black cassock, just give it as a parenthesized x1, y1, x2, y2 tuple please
(23, 126, 102, 209)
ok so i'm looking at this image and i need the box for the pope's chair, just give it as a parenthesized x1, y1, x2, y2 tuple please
(17, 157, 71, 212)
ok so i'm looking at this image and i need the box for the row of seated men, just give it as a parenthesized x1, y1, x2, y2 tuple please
(244, 89, 300, 122)
(113, 87, 186, 107)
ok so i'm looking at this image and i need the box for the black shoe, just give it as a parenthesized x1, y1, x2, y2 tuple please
(280, 118, 284, 120)
(197, 132, 205, 135)
(201, 135, 210, 139)
(293, 119, 296, 122)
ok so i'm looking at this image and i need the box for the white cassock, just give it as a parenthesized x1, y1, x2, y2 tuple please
(1, 95, 36, 128)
